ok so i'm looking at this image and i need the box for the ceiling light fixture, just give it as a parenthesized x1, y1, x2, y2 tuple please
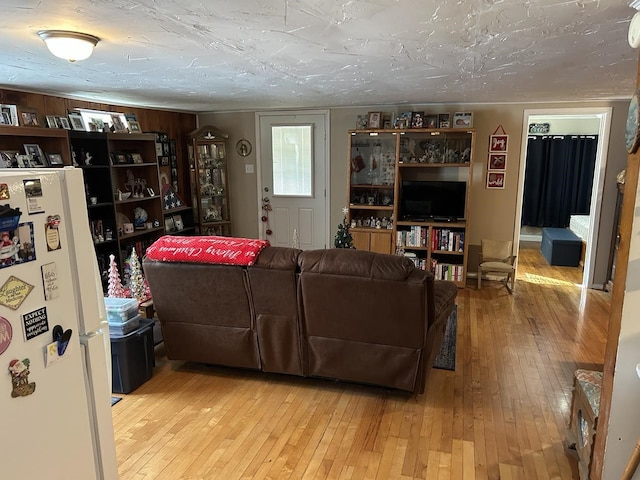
(37, 30, 99, 62)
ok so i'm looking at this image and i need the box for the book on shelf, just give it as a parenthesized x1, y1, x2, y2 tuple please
(396, 226, 428, 247)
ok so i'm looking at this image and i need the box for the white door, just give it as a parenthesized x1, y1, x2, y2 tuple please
(257, 111, 329, 249)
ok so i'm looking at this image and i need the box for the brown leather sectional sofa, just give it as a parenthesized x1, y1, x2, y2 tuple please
(143, 247, 458, 393)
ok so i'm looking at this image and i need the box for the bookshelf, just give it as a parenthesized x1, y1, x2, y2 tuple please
(347, 127, 475, 286)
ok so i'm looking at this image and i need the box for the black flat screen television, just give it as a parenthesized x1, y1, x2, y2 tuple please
(400, 180, 467, 221)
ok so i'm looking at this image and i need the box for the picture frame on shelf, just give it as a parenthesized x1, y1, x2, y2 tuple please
(489, 134, 508, 152)
(16, 154, 30, 168)
(355, 114, 368, 130)
(488, 153, 506, 170)
(164, 215, 175, 232)
(127, 120, 141, 133)
(411, 111, 424, 128)
(57, 116, 71, 130)
(111, 114, 127, 133)
(438, 113, 451, 128)
(486, 171, 505, 189)
(424, 114, 438, 128)
(173, 214, 184, 231)
(130, 153, 144, 164)
(0, 104, 19, 126)
(19, 108, 40, 127)
(367, 112, 381, 129)
(90, 118, 105, 132)
(0, 150, 18, 168)
(453, 112, 473, 128)
(45, 115, 59, 129)
(116, 154, 128, 164)
(23, 144, 45, 165)
(46, 153, 65, 166)
(68, 113, 86, 131)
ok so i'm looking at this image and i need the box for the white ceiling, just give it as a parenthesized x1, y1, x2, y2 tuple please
(0, 0, 637, 113)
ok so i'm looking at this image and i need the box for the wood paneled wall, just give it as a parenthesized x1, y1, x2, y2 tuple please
(0, 88, 197, 199)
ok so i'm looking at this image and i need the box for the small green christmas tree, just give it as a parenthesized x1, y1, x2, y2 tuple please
(334, 207, 353, 248)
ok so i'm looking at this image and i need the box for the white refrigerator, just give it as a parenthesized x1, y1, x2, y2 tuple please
(0, 167, 118, 479)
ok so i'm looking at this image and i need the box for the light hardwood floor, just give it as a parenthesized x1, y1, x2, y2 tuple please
(112, 243, 610, 479)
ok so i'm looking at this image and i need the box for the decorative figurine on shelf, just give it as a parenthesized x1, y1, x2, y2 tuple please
(134, 178, 147, 198)
(84, 151, 93, 166)
(124, 170, 136, 197)
(133, 207, 148, 229)
(107, 254, 126, 298)
(128, 248, 147, 303)
(334, 207, 353, 248)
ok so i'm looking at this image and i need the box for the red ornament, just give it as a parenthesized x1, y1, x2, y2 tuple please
(266, 229, 273, 235)
(261, 215, 268, 222)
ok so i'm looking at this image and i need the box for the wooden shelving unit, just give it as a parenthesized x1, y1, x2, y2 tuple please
(346, 127, 475, 286)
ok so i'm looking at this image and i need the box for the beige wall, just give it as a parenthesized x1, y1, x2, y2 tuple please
(200, 100, 628, 285)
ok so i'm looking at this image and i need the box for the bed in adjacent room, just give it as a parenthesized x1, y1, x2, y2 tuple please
(569, 214, 590, 267)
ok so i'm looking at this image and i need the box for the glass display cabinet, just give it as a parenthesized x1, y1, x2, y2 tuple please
(346, 131, 398, 254)
(189, 125, 232, 236)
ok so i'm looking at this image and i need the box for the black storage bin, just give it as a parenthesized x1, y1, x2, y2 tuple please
(110, 318, 155, 394)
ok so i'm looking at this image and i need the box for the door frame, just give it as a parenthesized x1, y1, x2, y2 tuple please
(513, 107, 613, 288)
(255, 110, 331, 247)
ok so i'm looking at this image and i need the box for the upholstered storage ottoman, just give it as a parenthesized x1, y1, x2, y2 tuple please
(541, 227, 582, 266)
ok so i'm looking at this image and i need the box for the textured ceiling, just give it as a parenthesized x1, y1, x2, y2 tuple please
(0, 0, 637, 112)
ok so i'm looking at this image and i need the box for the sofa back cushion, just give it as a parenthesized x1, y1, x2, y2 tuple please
(298, 250, 429, 347)
(247, 247, 304, 375)
(143, 259, 261, 368)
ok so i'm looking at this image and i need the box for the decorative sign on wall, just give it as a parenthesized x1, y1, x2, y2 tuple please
(529, 122, 550, 134)
(487, 125, 508, 189)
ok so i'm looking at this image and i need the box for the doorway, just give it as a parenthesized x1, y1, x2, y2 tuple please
(256, 110, 330, 249)
(513, 108, 613, 289)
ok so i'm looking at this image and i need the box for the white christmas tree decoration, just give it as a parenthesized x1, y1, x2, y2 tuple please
(107, 254, 126, 298)
(128, 248, 147, 303)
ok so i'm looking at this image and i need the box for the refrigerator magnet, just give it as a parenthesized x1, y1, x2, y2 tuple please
(0, 316, 12, 355)
(0, 183, 8, 200)
(45, 215, 61, 252)
(23, 179, 44, 215)
(0, 276, 34, 310)
(0, 222, 36, 269)
(22, 307, 48, 341)
(8, 358, 36, 397)
(41, 263, 59, 300)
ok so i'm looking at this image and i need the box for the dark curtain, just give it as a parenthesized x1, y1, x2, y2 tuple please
(521, 135, 598, 228)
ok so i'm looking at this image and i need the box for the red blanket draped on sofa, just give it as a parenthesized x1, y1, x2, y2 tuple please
(145, 235, 270, 266)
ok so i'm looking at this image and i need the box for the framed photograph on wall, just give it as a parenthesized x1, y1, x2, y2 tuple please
(486, 171, 505, 189)
(487, 153, 506, 170)
(489, 134, 508, 152)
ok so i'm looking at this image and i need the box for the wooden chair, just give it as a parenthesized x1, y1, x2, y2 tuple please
(477, 239, 516, 294)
